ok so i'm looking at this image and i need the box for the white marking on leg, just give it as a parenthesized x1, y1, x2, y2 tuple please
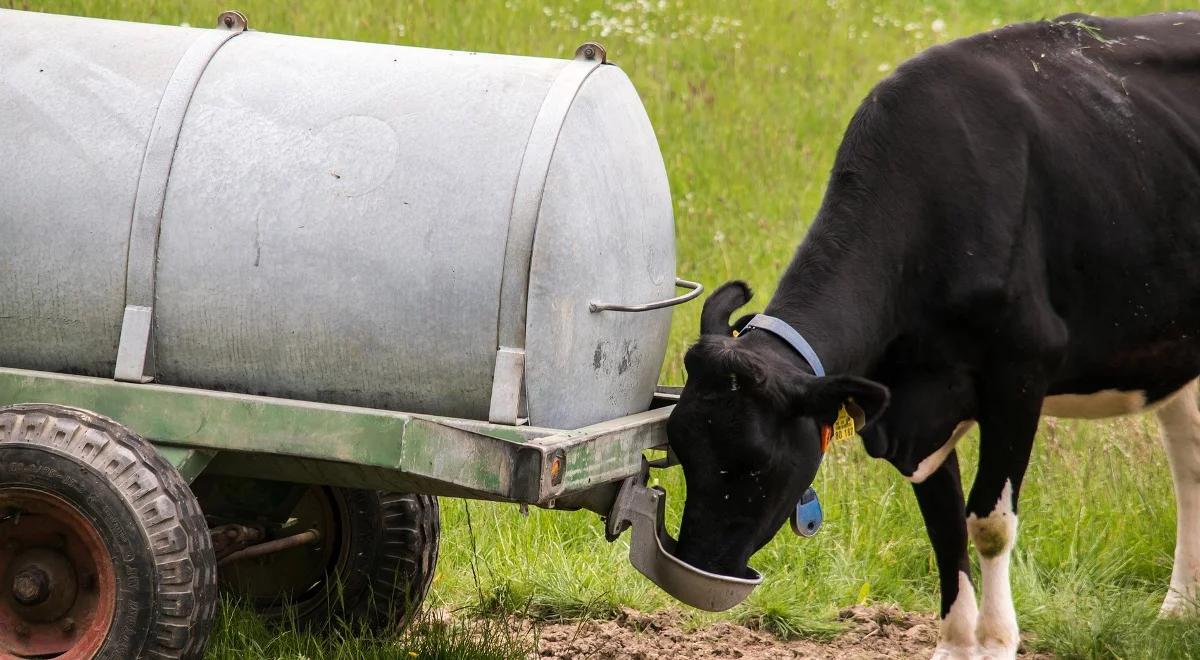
(908, 421, 976, 484)
(931, 570, 978, 660)
(967, 479, 1019, 660)
(1042, 389, 1149, 418)
(1156, 380, 1200, 617)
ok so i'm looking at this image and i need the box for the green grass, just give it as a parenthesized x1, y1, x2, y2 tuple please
(13, 0, 1200, 656)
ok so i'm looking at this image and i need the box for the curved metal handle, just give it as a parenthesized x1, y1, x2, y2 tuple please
(589, 278, 704, 313)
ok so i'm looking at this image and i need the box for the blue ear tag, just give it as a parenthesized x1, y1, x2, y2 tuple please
(790, 487, 823, 537)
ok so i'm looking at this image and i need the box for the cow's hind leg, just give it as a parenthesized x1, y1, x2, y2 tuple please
(1157, 379, 1200, 617)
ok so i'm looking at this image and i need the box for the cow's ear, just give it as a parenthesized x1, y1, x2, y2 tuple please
(700, 281, 753, 336)
(794, 376, 890, 430)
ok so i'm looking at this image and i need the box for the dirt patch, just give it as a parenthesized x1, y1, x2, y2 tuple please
(531, 606, 1051, 659)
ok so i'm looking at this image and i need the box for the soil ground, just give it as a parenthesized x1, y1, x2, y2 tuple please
(531, 606, 1053, 659)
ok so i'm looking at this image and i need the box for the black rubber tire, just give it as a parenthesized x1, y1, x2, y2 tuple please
(226, 488, 440, 634)
(0, 404, 218, 659)
(353, 491, 440, 632)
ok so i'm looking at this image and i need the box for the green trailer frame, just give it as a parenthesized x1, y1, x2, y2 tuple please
(0, 367, 705, 657)
(0, 367, 673, 507)
(5, 357, 780, 660)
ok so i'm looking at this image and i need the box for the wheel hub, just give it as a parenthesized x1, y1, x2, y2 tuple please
(7, 549, 78, 622)
(217, 485, 347, 613)
(11, 566, 50, 606)
(0, 489, 114, 659)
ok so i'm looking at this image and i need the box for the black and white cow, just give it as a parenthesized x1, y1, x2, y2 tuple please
(667, 13, 1200, 659)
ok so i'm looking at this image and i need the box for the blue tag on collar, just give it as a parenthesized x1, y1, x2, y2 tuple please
(790, 487, 823, 537)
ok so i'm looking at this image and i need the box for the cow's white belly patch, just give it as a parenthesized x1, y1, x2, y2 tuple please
(907, 420, 976, 484)
(1041, 389, 1151, 419)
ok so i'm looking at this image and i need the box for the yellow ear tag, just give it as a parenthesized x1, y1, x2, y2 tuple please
(832, 405, 857, 443)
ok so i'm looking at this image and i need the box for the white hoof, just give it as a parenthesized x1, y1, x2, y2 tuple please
(930, 644, 974, 660)
(974, 645, 1017, 660)
(1160, 591, 1200, 619)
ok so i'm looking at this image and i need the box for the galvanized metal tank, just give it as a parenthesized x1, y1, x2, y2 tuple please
(0, 9, 682, 429)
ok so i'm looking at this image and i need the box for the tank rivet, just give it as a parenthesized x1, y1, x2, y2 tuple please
(223, 15, 234, 28)
(11, 566, 50, 606)
(584, 46, 596, 59)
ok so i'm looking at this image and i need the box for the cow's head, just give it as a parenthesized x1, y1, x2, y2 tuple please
(667, 281, 889, 578)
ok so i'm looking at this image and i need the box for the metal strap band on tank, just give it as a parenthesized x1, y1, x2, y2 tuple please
(488, 42, 608, 425)
(114, 12, 248, 383)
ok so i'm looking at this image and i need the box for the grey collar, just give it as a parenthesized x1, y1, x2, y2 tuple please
(739, 314, 826, 377)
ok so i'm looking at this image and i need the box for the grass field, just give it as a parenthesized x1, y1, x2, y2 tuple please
(13, 0, 1200, 657)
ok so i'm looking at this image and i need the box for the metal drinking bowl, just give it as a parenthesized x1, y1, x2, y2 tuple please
(607, 477, 762, 611)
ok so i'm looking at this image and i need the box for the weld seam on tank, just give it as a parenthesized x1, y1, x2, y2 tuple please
(114, 18, 248, 384)
(488, 43, 608, 426)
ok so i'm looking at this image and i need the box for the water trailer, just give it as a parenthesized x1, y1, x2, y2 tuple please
(0, 9, 755, 658)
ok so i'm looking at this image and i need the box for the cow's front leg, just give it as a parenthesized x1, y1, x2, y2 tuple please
(914, 450, 976, 659)
(966, 372, 1044, 660)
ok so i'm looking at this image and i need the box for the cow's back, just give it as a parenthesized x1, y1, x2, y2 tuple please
(1014, 14, 1200, 395)
(834, 13, 1200, 397)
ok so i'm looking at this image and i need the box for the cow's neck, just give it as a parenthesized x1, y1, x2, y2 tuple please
(760, 213, 901, 377)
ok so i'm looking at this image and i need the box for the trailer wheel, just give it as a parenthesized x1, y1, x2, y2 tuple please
(217, 486, 439, 633)
(0, 404, 217, 659)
